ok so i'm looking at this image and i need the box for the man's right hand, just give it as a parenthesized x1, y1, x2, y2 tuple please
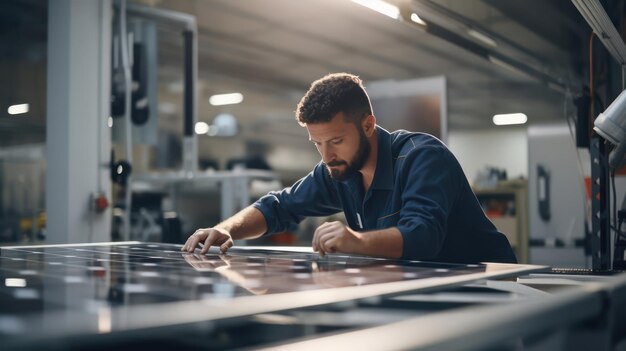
(181, 227, 234, 255)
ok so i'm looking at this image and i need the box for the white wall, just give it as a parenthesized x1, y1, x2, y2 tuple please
(447, 127, 528, 184)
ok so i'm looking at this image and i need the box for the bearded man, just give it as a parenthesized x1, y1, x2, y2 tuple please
(182, 73, 516, 264)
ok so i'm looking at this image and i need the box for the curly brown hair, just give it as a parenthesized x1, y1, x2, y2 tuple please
(295, 73, 372, 126)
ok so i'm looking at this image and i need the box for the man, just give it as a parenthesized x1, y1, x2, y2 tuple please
(182, 73, 517, 264)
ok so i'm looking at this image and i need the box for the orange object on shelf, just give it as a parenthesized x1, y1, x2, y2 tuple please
(485, 210, 503, 218)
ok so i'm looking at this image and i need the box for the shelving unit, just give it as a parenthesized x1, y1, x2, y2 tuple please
(474, 179, 528, 263)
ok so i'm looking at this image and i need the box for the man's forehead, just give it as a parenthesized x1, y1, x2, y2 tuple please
(306, 119, 354, 141)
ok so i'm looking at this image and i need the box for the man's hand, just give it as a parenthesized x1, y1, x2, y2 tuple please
(312, 221, 362, 256)
(181, 227, 234, 254)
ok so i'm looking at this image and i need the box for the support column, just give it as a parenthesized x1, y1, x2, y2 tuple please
(590, 137, 611, 270)
(46, 0, 112, 244)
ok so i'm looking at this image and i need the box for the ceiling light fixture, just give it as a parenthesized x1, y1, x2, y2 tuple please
(467, 29, 497, 47)
(209, 93, 243, 106)
(5, 278, 27, 287)
(572, 0, 626, 65)
(352, 0, 400, 20)
(410, 13, 426, 25)
(493, 113, 528, 126)
(8, 103, 29, 115)
(194, 121, 210, 134)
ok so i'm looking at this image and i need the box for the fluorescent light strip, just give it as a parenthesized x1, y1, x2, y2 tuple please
(8, 103, 29, 115)
(209, 93, 243, 106)
(352, 0, 400, 20)
(467, 29, 497, 47)
(493, 113, 528, 126)
(5, 278, 27, 287)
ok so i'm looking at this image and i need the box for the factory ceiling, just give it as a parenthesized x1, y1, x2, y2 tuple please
(147, 0, 589, 131)
(0, 0, 599, 157)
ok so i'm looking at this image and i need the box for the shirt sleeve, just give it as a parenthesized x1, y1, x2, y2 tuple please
(396, 146, 461, 260)
(253, 162, 343, 235)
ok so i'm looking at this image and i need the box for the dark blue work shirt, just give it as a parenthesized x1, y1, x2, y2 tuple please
(253, 126, 517, 264)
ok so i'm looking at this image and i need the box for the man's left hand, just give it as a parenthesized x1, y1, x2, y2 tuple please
(312, 221, 362, 256)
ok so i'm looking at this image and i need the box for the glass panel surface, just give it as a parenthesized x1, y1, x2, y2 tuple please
(0, 242, 546, 340)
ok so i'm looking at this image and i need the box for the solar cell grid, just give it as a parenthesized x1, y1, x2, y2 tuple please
(0, 242, 547, 341)
(0, 242, 494, 311)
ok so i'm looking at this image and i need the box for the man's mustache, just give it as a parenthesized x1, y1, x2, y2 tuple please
(325, 160, 347, 167)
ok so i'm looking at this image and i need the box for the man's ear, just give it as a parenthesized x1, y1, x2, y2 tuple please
(362, 114, 376, 136)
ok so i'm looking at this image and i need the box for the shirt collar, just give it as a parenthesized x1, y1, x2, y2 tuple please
(370, 125, 394, 190)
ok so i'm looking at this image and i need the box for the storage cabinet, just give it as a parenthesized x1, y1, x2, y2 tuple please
(474, 179, 529, 263)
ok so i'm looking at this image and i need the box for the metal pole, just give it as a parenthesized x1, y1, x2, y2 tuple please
(119, 0, 133, 241)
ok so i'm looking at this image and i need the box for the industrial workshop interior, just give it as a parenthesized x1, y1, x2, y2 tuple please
(3, 0, 626, 349)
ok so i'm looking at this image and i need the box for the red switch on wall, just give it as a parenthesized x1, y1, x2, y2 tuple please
(93, 193, 109, 213)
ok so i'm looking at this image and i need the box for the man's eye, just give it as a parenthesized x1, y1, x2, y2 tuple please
(332, 139, 343, 145)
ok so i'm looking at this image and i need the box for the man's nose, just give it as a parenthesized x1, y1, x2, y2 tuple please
(319, 145, 335, 164)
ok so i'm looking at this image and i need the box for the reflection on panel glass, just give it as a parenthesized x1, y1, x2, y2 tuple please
(0, 242, 495, 314)
(0, 242, 546, 344)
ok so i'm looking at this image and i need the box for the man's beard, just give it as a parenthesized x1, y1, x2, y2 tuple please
(325, 128, 371, 181)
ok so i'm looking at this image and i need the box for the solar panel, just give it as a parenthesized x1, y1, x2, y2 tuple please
(0, 242, 547, 345)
